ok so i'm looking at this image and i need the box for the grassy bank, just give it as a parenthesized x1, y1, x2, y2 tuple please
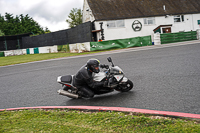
(0, 109, 199, 132)
(0, 51, 106, 66)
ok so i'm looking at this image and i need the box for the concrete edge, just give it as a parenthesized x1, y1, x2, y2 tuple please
(0, 106, 200, 119)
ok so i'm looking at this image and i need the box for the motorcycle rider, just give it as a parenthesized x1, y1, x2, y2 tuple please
(73, 58, 108, 98)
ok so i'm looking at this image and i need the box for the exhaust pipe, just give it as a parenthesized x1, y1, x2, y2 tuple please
(57, 89, 79, 99)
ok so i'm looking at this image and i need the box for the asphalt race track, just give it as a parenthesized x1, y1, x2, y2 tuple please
(0, 42, 200, 114)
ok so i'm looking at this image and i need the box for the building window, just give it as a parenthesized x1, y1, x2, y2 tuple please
(174, 15, 184, 22)
(144, 17, 155, 25)
(107, 20, 125, 28)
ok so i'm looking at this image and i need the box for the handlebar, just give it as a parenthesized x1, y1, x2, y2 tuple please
(100, 64, 109, 69)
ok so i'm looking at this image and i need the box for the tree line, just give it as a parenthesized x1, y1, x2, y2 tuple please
(0, 8, 83, 36)
(66, 8, 82, 28)
(0, 13, 50, 36)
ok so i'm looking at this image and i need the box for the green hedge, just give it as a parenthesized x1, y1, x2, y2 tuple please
(57, 44, 70, 52)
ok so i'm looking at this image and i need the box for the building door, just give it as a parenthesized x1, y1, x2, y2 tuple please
(162, 27, 171, 33)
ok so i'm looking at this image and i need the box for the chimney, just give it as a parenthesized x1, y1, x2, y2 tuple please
(163, 5, 166, 11)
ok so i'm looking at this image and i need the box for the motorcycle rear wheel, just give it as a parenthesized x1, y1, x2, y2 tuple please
(117, 80, 133, 92)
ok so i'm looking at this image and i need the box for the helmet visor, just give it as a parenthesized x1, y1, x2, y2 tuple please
(93, 66, 100, 73)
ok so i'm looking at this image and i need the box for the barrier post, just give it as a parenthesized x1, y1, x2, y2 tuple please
(197, 29, 200, 40)
(154, 33, 161, 45)
(4, 36, 7, 50)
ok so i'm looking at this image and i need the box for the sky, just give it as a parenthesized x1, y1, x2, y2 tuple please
(0, 0, 84, 32)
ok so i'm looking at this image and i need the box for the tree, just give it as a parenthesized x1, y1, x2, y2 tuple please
(44, 27, 51, 34)
(0, 30, 5, 36)
(0, 13, 51, 36)
(66, 8, 82, 28)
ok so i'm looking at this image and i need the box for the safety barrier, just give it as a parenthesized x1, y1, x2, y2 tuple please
(90, 36, 152, 51)
(3, 49, 26, 57)
(0, 51, 4, 57)
(160, 31, 197, 44)
(1, 30, 199, 56)
(69, 42, 90, 53)
(26, 45, 58, 54)
(153, 33, 161, 45)
(197, 29, 200, 40)
(1, 45, 58, 57)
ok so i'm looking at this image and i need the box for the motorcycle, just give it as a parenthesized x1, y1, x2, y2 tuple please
(57, 57, 133, 99)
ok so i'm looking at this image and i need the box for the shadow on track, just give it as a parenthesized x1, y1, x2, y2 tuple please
(61, 91, 136, 107)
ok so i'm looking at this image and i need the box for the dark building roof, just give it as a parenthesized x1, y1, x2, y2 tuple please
(87, 0, 200, 21)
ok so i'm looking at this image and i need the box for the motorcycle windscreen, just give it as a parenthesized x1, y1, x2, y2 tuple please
(110, 66, 124, 75)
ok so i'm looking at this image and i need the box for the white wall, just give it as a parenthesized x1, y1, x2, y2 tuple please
(39, 46, 58, 53)
(94, 13, 200, 41)
(4, 49, 26, 57)
(69, 42, 90, 53)
(188, 13, 200, 31)
(82, 0, 95, 23)
(172, 14, 200, 32)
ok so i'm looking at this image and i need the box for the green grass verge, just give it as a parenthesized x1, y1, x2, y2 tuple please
(0, 109, 199, 132)
(0, 51, 108, 67)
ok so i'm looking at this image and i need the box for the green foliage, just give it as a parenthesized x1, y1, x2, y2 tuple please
(0, 29, 5, 36)
(0, 13, 51, 36)
(66, 8, 82, 28)
(0, 110, 199, 132)
(57, 44, 69, 52)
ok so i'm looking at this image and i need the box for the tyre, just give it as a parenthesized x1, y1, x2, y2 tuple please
(117, 80, 133, 92)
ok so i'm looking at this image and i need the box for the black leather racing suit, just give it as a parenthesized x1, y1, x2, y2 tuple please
(73, 64, 104, 98)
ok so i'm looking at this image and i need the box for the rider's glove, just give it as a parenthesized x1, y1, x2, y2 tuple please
(105, 65, 109, 69)
(100, 64, 105, 68)
(100, 64, 109, 69)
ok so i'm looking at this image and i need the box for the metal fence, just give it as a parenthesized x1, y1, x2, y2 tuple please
(0, 21, 92, 51)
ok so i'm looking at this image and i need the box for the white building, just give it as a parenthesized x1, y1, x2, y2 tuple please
(83, 0, 200, 41)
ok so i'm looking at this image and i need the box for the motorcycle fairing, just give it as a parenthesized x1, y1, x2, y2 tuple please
(110, 66, 124, 75)
(93, 72, 107, 82)
(121, 76, 128, 82)
(114, 75, 124, 82)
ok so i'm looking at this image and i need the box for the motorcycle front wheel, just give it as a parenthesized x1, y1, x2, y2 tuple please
(117, 80, 133, 92)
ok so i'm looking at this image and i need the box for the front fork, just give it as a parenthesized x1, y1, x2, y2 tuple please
(107, 75, 128, 88)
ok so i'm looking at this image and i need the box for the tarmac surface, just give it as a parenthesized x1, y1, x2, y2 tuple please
(0, 40, 200, 118)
